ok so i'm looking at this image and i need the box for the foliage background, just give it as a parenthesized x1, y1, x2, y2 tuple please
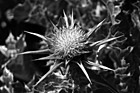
(0, 0, 140, 93)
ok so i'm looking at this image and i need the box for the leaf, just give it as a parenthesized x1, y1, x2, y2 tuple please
(34, 61, 63, 86)
(89, 71, 120, 93)
(16, 33, 26, 49)
(0, 46, 8, 57)
(76, 62, 92, 84)
(3, 67, 14, 81)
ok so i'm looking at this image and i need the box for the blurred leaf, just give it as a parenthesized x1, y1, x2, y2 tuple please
(0, 46, 8, 57)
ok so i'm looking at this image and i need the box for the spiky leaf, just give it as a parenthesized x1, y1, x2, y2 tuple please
(76, 62, 92, 84)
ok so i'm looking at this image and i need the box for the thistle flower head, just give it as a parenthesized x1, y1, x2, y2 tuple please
(21, 12, 121, 60)
(20, 12, 123, 87)
(51, 12, 87, 58)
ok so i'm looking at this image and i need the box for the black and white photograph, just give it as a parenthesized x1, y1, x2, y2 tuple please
(0, 0, 140, 93)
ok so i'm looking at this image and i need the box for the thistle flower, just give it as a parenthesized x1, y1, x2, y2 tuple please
(21, 11, 89, 60)
(51, 12, 87, 58)
(19, 11, 123, 88)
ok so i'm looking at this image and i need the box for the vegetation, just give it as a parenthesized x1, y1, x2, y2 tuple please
(0, 0, 140, 93)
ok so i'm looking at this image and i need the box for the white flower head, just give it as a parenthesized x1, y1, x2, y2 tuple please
(51, 11, 87, 58)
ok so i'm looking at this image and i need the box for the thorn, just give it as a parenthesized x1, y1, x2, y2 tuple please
(63, 10, 69, 28)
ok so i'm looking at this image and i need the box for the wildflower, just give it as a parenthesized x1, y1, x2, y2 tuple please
(21, 11, 89, 60)
(51, 12, 87, 58)
(20, 11, 123, 87)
